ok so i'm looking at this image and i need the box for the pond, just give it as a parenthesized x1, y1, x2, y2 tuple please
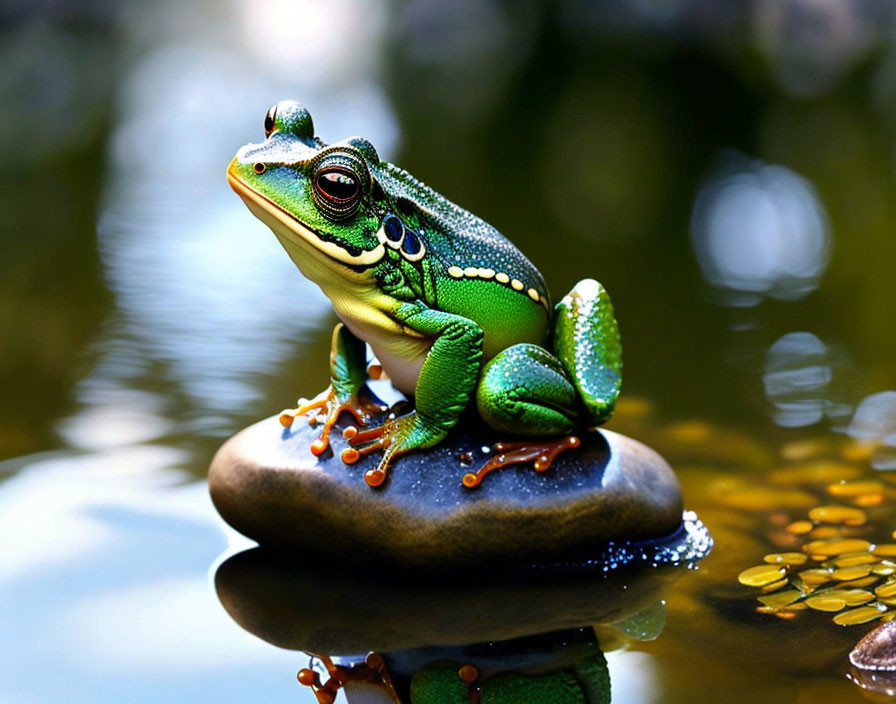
(3, 1, 896, 701)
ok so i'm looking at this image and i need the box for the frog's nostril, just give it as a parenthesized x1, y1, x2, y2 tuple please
(253, 163, 266, 175)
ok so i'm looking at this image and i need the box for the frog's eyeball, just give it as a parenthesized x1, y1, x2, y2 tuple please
(313, 165, 361, 220)
(267, 100, 314, 140)
(263, 104, 277, 137)
(316, 170, 359, 202)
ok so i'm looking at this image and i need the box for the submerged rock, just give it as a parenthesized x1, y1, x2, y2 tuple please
(208, 414, 686, 571)
(850, 619, 896, 672)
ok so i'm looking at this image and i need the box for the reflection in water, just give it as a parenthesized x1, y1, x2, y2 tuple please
(214, 519, 710, 702)
(754, 0, 892, 98)
(297, 630, 610, 703)
(763, 332, 849, 428)
(73, 0, 399, 441)
(847, 391, 896, 470)
(690, 154, 830, 305)
(0, 448, 300, 701)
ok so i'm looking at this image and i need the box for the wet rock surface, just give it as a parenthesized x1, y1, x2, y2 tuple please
(208, 414, 685, 570)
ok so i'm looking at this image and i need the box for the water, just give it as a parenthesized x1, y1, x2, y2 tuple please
(2, 0, 896, 701)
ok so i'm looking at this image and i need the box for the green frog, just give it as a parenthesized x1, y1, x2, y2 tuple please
(227, 101, 622, 489)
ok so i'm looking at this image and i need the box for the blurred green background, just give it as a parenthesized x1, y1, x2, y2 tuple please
(2, 0, 896, 702)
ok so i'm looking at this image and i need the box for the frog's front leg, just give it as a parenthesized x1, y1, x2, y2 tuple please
(342, 301, 484, 487)
(279, 323, 383, 456)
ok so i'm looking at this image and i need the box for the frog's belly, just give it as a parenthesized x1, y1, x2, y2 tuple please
(338, 316, 431, 396)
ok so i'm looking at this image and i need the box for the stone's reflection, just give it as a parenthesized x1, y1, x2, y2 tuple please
(214, 546, 705, 704)
(214, 529, 707, 655)
(847, 667, 896, 697)
(847, 391, 896, 471)
(690, 154, 830, 305)
(763, 332, 849, 428)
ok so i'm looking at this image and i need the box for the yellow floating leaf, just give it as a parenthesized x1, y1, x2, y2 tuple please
(764, 552, 808, 566)
(820, 589, 874, 606)
(758, 589, 802, 609)
(808, 505, 867, 526)
(837, 576, 881, 589)
(784, 602, 809, 611)
(786, 520, 814, 535)
(803, 539, 872, 556)
(853, 493, 884, 507)
(875, 580, 896, 598)
(808, 526, 843, 540)
(874, 545, 896, 557)
(831, 552, 879, 568)
(827, 481, 885, 498)
(761, 577, 790, 594)
(780, 438, 833, 461)
(806, 595, 847, 612)
(796, 568, 835, 587)
(833, 604, 886, 626)
(738, 564, 787, 587)
(770, 461, 862, 485)
(833, 565, 873, 581)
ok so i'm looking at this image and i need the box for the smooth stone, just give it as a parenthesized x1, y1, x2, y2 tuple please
(850, 619, 896, 671)
(208, 414, 684, 571)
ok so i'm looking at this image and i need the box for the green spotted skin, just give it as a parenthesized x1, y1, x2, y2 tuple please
(410, 661, 472, 704)
(228, 101, 622, 478)
(553, 279, 622, 426)
(409, 649, 610, 704)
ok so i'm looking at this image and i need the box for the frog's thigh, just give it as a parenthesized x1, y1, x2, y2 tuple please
(476, 344, 578, 436)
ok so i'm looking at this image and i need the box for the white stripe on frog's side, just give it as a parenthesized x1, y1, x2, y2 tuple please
(447, 264, 549, 309)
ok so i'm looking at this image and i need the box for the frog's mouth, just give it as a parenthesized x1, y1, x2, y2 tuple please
(227, 166, 385, 271)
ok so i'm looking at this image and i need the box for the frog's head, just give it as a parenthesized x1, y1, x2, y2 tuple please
(227, 101, 398, 282)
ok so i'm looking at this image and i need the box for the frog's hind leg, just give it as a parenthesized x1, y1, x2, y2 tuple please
(279, 323, 385, 455)
(553, 278, 622, 426)
(470, 343, 582, 487)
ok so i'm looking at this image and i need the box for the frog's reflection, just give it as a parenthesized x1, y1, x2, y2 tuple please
(294, 628, 610, 703)
(215, 521, 709, 703)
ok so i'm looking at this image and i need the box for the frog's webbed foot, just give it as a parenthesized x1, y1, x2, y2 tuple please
(279, 388, 386, 457)
(462, 435, 581, 489)
(340, 414, 424, 488)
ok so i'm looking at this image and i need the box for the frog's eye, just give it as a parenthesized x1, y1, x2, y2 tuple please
(264, 104, 277, 138)
(313, 166, 361, 220)
(317, 170, 358, 201)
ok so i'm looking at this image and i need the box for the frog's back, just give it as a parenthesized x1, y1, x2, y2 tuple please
(375, 162, 550, 356)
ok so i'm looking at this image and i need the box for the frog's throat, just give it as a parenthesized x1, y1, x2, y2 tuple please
(227, 171, 385, 270)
